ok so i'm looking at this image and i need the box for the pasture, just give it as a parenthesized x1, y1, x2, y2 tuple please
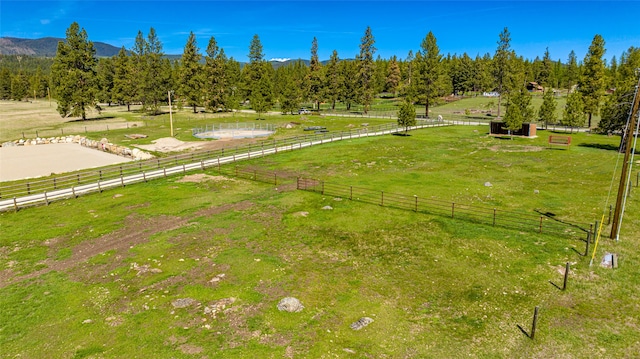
(1, 112, 638, 357)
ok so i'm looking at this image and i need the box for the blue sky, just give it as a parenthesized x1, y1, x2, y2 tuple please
(1, 1, 638, 63)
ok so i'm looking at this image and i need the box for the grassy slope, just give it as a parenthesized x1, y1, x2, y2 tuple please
(1, 127, 638, 358)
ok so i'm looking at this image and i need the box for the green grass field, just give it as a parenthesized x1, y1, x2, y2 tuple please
(1, 124, 638, 358)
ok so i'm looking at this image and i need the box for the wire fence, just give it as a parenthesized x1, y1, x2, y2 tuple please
(296, 178, 590, 240)
(0, 119, 449, 211)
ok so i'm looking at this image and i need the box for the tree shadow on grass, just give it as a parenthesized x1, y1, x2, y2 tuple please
(392, 133, 411, 137)
(534, 209, 589, 233)
(66, 116, 116, 123)
(578, 143, 621, 152)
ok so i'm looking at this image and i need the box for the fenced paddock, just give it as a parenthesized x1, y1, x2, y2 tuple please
(0, 120, 449, 211)
(192, 123, 276, 139)
(297, 178, 591, 240)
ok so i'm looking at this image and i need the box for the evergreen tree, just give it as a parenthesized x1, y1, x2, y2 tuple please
(473, 54, 492, 93)
(245, 35, 273, 118)
(130, 31, 147, 105)
(179, 32, 202, 113)
(416, 31, 443, 117)
(538, 87, 557, 128)
(225, 57, 242, 113)
(578, 34, 606, 128)
(537, 47, 553, 87)
(397, 98, 416, 134)
(324, 50, 341, 110)
(339, 59, 358, 111)
(566, 50, 579, 92)
(385, 56, 401, 95)
(112, 47, 135, 110)
(307, 37, 324, 111)
(400, 50, 415, 97)
(503, 85, 533, 137)
(492, 27, 512, 117)
(562, 91, 585, 132)
(0, 68, 11, 99)
(144, 28, 167, 114)
(203, 36, 229, 112)
(598, 47, 640, 143)
(96, 57, 115, 105)
(373, 55, 387, 95)
(11, 71, 29, 101)
(275, 62, 303, 114)
(357, 26, 376, 113)
(51, 22, 99, 120)
(30, 66, 49, 99)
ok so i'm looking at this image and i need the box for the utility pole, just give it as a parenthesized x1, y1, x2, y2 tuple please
(610, 72, 640, 240)
(168, 90, 174, 137)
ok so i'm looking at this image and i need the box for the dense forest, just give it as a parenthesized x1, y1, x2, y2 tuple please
(1, 22, 638, 133)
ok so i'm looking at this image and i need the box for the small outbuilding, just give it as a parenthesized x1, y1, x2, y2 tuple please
(490, 121, 537, 138)
(526, 82, 544, 92)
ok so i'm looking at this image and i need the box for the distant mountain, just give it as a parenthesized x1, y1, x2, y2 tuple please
(0, 37, 122, 57)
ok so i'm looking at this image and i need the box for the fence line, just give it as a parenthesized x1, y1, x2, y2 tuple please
(296, 178, 589, 240)
(0, 119, 448, 212)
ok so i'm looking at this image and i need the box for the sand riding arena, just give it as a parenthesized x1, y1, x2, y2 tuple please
(192, 123, 275, 140)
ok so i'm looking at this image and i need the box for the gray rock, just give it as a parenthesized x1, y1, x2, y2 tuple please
(534, 189, 540, 194)
(350, 317, 374, 330)
(322, 206, 333, 210)
(172, 298, 197, 309)
(277, 297, 304, 313)
(484, 182, 492, 187)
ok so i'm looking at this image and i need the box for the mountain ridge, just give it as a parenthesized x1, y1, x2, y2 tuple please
(0, 37, 344, 67)
(0, 37, 123, 57)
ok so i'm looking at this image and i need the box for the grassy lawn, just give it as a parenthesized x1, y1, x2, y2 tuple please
(1, 125, 638, 358)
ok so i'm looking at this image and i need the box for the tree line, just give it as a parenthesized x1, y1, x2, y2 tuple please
(1, 22, 638, 134)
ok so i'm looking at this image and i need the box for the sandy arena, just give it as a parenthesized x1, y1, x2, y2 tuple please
(0, 143, 132, 182)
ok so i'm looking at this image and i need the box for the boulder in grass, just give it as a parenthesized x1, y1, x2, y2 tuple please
(350, 317, 374, 330)
(277, 297, 304, 313)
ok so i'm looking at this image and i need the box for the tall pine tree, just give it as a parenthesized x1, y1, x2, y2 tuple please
(179, 32, 202, 113)
(307, 37, 323, 111)
(417, 31, 443, 117)
(578, 34, 606, 128)
(51, 22, 99, 120)
(492, 27, 512, 118)
(357, 26, 376, 114)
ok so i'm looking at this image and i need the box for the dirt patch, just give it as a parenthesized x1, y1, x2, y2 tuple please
(178, 344, 203, 355)
(488, 145, 543, 153)
(135, 137, 207, 153)
(176, 174, 235, 183)
(0, 201, 255, 289)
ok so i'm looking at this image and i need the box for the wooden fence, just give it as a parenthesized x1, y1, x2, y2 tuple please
(0, 120, 448, 211)
(296, 178, 590, 240)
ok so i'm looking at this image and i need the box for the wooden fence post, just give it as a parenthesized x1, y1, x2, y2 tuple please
(530, 306, 540, 339)
(13, 197, 18, 212)
(451, 203, 455, 218)
(539, 216, 543, 233)
(381, 191, 384, 206)
(562, 262, 570, 290)
(415, 196, 418, 212)
(493, 208, 497, 226)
